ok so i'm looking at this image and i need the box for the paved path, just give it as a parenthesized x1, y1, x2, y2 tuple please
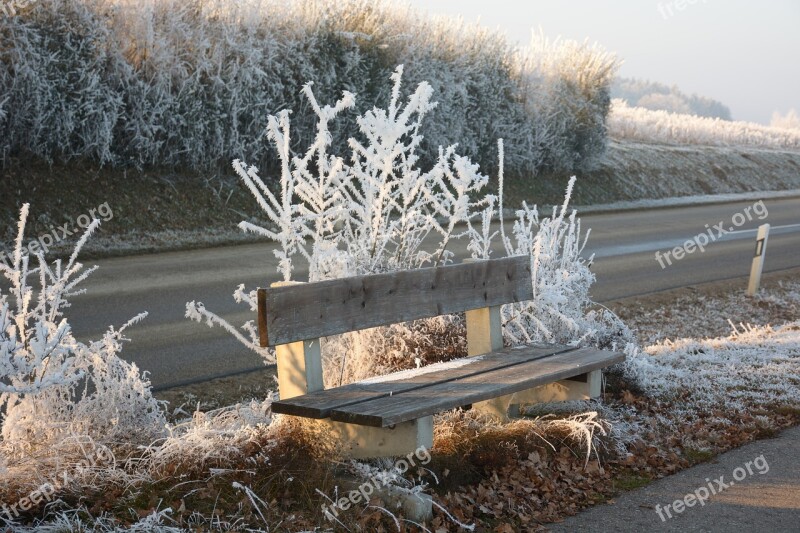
(548, 425, 800, 532)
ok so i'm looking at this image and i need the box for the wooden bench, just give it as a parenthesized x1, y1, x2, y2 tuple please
(257, 256, 624, 458)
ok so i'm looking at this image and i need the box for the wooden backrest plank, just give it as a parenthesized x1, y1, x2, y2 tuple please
(258, 256, 533, 347)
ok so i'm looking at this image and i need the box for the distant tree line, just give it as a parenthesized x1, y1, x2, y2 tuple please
(612, 77, 732, 120)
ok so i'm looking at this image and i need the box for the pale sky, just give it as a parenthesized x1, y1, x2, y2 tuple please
(404, 0, 799, 124)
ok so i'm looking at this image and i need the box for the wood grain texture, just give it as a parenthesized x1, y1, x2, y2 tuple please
(271, 344, 576, 418)
(259, 256, 533, 346)
(329, 348, 626, 427)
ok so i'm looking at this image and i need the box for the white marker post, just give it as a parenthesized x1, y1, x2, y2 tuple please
(746, 223, 770, 296)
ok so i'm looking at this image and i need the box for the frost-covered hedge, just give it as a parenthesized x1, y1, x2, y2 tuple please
(0, 0, 618, 176)
(609, 99, 800, 149)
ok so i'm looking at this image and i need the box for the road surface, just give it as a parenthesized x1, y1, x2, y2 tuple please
(65, 197, 800, 389)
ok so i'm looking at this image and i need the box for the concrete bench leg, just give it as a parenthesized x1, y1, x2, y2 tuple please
(509, 369, 603, 407)
(324, 416, 433, 459)
(470, 370, 604, 422)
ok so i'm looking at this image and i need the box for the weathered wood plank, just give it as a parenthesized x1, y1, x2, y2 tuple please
(329, 348, 626, 427)
(271, 343, 576, 418)
(259, 256, 532, 347)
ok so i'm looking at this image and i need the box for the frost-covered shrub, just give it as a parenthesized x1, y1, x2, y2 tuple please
(771, 109, 800, 131)
(0, 205, 165, 455)
(468, 170, 630, 350)
(188, 68, 632, 387)
(0, 0, 126, 165)
(513, 34, 617, 172)
(0, 0, 618, 176)
(187, 66, 489, 383)
(609, 99, 800, 149)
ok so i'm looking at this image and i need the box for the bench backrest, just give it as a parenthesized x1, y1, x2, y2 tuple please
(257, 255, 533, 347)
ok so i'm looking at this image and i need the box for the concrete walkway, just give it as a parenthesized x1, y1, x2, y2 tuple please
(548, 425, 800, 532)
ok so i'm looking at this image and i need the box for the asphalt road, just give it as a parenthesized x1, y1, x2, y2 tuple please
(66, 197, 800, 390)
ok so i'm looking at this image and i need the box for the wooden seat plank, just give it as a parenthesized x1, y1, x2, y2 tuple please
(271, 344, 577, 418)
(329, 348, 626, 427)
(258, 255, 533, 346)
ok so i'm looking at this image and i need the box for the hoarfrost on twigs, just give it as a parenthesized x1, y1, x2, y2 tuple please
(191, 67, 632, 386)
(0, 204, 166, 453)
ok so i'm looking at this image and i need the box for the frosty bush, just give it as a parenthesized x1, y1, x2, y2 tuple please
(468, 170, 630, 350)
(0, 204, 165, 456)
(513, 33, 617, 173)
(188, 68, 632, 387)
(609, 99, 800, 149)
(771, 109, 800, 131)
(0, 0, 618, 177)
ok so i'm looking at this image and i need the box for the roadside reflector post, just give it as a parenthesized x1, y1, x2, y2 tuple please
(746, 223, 770, 297)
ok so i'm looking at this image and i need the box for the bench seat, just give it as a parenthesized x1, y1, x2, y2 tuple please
(272, 344, 625, 428)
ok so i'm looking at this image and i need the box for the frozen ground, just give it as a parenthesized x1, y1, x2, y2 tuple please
(591, 140, 800, 201)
